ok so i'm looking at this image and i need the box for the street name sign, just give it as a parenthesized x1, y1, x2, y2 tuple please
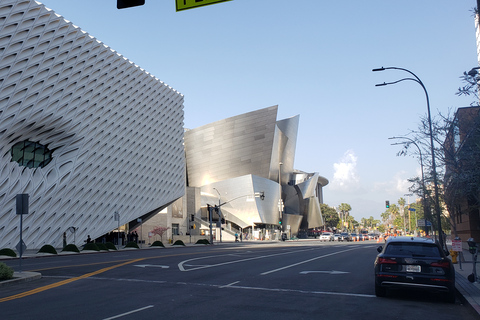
(176, 0, 232, 12)
(417, 219, 432, 227)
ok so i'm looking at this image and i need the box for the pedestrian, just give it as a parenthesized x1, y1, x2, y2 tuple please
(235, 233, 239, 242)
(86, 235, 92, 243)
(63, 232, 67, 248)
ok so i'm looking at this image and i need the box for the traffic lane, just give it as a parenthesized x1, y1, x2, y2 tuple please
(0, 244, 476, 320)
(163, 244, 373, 289)
(2, 271, 473, 320)
(255, 244, 378, 294)
(6, 247, 214, 277)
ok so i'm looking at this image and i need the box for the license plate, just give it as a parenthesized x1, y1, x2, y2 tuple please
(406, 265, 421, 273)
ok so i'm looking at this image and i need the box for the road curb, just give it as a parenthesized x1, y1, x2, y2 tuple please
(0, 272, 42, 288)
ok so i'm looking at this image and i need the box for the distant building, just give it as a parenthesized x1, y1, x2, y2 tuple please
(0, 0, 185, 249)
(444, 106, 480, 241)
(182, 106, 328, 240)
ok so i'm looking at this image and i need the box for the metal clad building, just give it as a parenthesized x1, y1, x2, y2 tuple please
(185, 106, 328, 237)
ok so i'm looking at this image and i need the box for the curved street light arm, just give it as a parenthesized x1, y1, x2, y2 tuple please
(218, 192, 265, 207)
(376, 77, 420, 87)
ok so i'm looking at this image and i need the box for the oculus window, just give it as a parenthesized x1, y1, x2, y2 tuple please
(11, 140, 53, 168)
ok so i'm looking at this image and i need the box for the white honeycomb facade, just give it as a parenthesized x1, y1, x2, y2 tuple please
(0, 0, 185, 249)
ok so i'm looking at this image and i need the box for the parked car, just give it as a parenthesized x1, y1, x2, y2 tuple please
(374, 236, 455, 302)
(333, 233, 341, 241)
(368, 233, 378, 240)
(339, 232, 351, 242)
(319, 232, 333, 241)
(350, 233, 358, 241)
(358, 234, 364, 241)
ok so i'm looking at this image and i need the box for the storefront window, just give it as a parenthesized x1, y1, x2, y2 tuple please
(172, 223, 179, 235)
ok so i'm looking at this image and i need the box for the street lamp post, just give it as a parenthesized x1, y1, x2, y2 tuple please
(389, 136, 429, 236)
(114, 211, 120, 247)
(213, 187, 222, 243)
(374, 67, 444, 248)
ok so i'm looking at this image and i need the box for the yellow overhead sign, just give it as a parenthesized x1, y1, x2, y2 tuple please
(176, 0, 232, 12)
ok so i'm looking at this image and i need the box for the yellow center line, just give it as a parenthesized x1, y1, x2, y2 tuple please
(0, 258, 145, 303)
(0, 249, 223, 303)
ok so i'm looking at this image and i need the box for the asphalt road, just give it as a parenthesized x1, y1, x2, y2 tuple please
(0, 241, 477, 320)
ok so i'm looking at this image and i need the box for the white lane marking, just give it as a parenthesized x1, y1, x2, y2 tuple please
(219, 281, 240, 288)
(134, 264, 169, 268)
(260, 247, 358, 275)
(300, 270, 349, 275)
(103, 305, 154, 320)
(178, 247, 316, 272)
(225, 284, 376, 298)
(45, 276, 375, 299)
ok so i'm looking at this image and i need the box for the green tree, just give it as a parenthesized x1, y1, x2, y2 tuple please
(321, 204, 340, 231)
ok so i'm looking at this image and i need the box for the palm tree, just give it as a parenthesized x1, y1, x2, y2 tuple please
(338, 203, 352, 231)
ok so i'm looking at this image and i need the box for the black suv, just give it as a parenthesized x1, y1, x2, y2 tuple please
(374, 236, 455, 302)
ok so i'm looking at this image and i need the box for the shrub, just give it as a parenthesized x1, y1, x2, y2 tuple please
(150, 241, 165, 247)
(62, 244, 80, 253)
(195, 239, 210, 245)
(96, 243, 108, 251)
(172, 240, 185, 246)
(0, 248, 17, 257)
(0, 262, 14, 281)
(105, 242, 117, 250)
(37, 244, 57, 255)
(83, 243, 100, 251)
(125, 241, 139, 249)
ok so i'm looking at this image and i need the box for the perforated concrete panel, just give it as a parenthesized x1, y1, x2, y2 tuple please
(0, 0, 185, 249)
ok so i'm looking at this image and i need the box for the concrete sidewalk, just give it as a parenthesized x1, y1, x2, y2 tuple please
(452, 246, 480, 316)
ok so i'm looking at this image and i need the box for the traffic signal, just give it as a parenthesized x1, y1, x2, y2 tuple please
(117, 0, 145, 9)
(385, 200, 390, 208)
(279, 220, 282, 225)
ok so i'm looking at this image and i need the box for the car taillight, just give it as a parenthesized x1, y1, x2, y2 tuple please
(431, 261, 451, 268)
(377, 257, 397, 264)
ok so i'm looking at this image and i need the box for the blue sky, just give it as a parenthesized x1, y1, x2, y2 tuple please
(39, 0, 478, 222)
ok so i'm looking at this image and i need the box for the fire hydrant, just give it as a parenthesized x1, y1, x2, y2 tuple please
(450, 249, 458, 264)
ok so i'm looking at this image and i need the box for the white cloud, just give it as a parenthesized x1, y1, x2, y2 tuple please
(394, 171, 411, 193)
(373, 171, 410, 194)
(330, 150, 360, 191)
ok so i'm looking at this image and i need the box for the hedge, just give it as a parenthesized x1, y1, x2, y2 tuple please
(124, 241, 139, 249)
(172, 240, 185, 246)
(37, 244, 57, 255)
(150, 241, 165, 247)
(62, 244, 80, 253)
(195, 239, 210, 245)
(0, 248, 17, 257)
(83, 243, 100, 251)
(105, 242, 117, 250)
(0, 262, 14, 281)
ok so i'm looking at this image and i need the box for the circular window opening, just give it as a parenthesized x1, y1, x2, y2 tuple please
(10, 140, 53, 168)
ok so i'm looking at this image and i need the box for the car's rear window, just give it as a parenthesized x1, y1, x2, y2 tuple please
(385, 242, 440, 257)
